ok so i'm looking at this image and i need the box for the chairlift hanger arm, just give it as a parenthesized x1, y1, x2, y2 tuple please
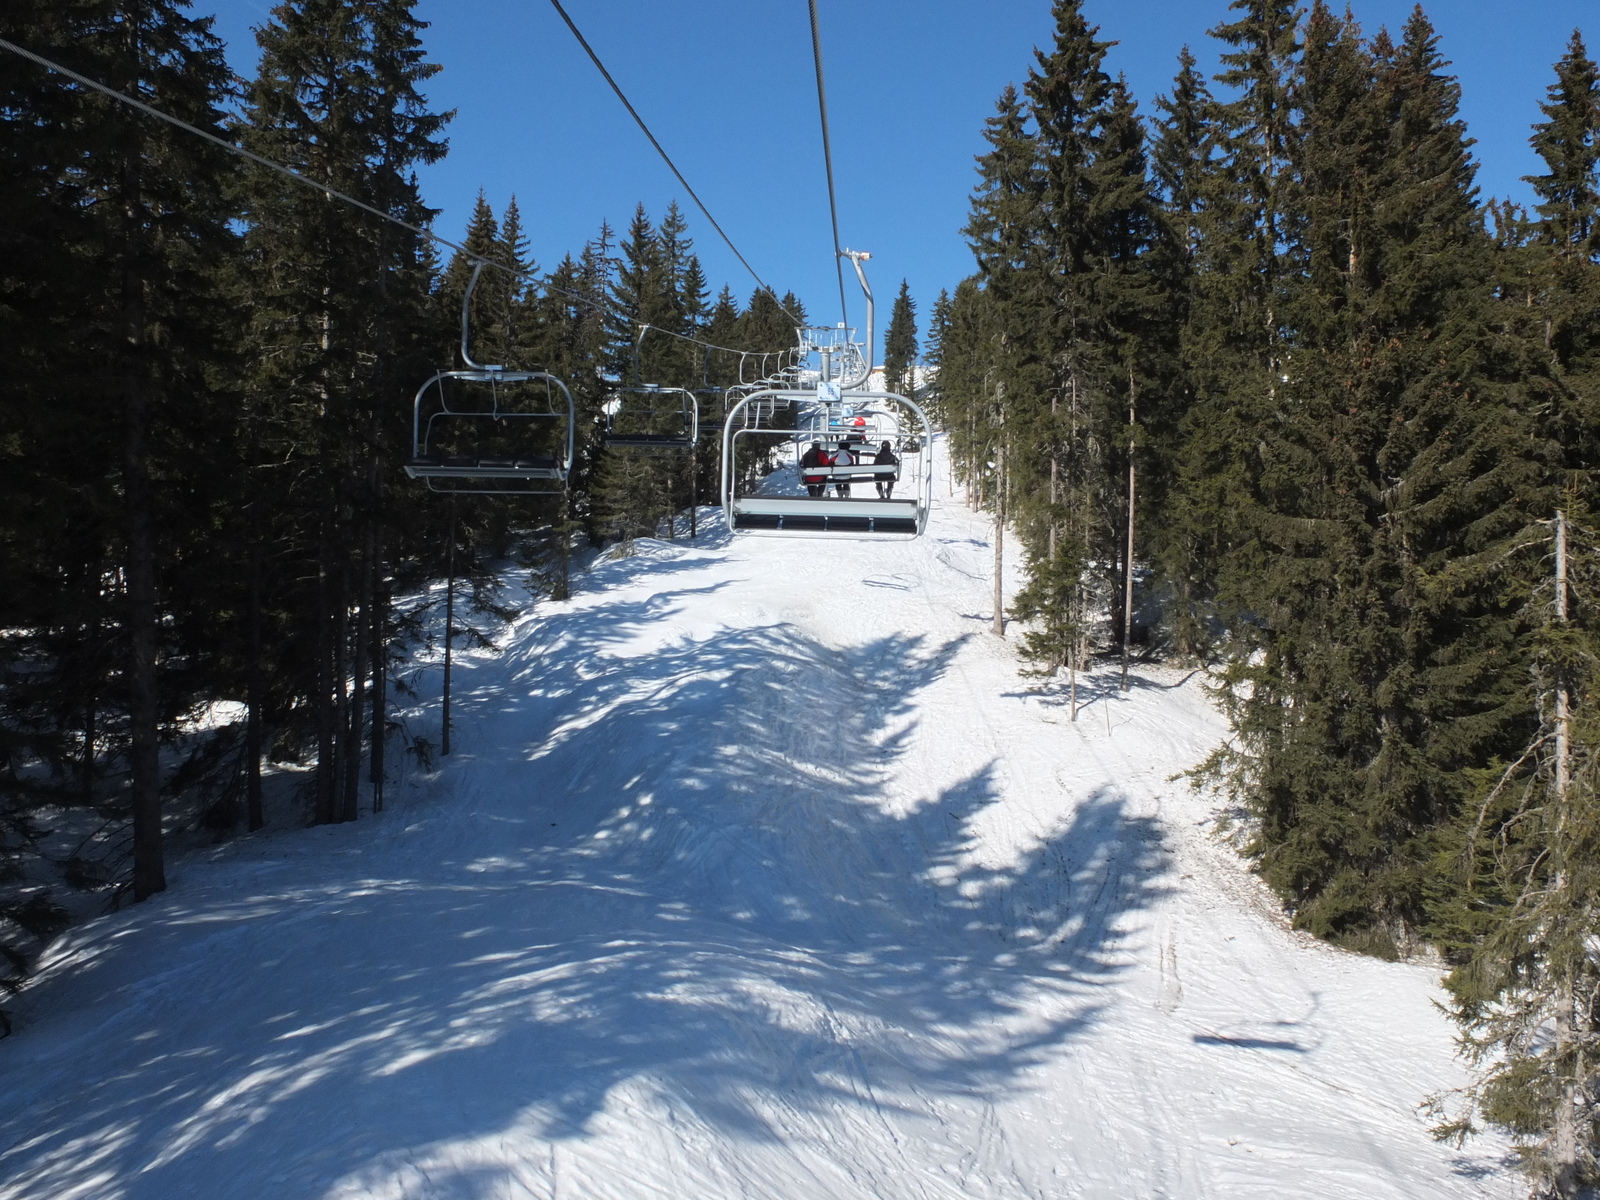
(839, 250, 874, 390)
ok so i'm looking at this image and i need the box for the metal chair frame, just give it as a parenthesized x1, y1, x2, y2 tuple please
(720, 389, 933, 538)
(403, 260, 576, 496)
(602, 384, 700, 453)
(405, 369, 576, 495)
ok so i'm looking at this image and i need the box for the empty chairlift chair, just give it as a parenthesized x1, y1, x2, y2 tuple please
(403, 261, 576, 495)
(602, 384, 699, 453)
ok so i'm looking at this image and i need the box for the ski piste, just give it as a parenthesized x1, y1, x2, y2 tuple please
(0, 436, 1514, 1199)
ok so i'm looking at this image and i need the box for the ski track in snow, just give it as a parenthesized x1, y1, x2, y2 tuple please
(0, 438, 1516, 1199)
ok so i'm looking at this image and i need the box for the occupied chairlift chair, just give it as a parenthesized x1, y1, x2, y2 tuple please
(720, 251, 934, 538)
(404, 261, 576, 495)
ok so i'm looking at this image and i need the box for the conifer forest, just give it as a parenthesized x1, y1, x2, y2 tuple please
(4, 0, 1600, 1195)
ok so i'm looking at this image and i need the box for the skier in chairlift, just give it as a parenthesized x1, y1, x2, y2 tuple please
(800, 441, 827, 497)
(873, 440, 897, 498)
(831, 442, 855, 497)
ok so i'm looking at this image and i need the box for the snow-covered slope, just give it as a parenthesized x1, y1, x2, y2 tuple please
(0, 440, 1515, 1199)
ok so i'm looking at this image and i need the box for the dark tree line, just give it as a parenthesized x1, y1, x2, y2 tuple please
(0, 0, 801, 1029)
(933, 0, 1600, 1190)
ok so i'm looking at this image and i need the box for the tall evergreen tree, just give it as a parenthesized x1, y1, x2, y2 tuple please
(1164, 0, 1302, 651)
(0, 0, 240, 901)
(1145, 47, 1215, 654)
(1209, 5, 1541, 954)
(1522, 32, 1600, 495)
(241, 0, 447, 826)
(881, 280, 919, 398)
(1437, 35, 1600, 1194)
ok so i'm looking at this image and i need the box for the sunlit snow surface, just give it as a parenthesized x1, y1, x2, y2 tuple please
(0, 438, 1516, 1199)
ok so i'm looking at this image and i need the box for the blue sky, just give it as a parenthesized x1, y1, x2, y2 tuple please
(201, 0, 1592, 360)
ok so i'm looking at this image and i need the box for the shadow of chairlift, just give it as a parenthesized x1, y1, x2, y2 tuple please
(404, 260, 575, 496)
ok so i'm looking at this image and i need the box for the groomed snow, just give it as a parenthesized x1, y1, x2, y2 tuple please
(0, 438, 1516, 1199)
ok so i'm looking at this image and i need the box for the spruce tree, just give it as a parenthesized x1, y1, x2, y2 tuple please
(1164, 0, 1302, 651)
(1436, 36, 1600, 1193)
(242, 0, 447, 825)
(1523, 32, 1600, 494)
(437, 191, 501, 363)
(881, 280, 919, 398)
(0, 1, 240, 899)
(922, 287, 953, 415)
(1213, 5, 1539, 951)
(1146, 47, 1215, 654)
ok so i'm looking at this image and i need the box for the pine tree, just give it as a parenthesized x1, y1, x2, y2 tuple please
(1523, 32, 1600, 497)
(881, 281, 919, 399)
(1435, 35, 1600, 1194)
(922, 287, 953, 414)
(1084, 74, 1167, 678)
(0, 1, 242, 900)
(1435, 509, 1600, 1198)
(242, 0, 447, 826)
(596, 206, 680, 544)
(1211, 5, 1541, 952)
(494, 195, 537, 366)
(1005, 1, 1166, 696)
(437, 191, 501, 364)
(1164, 0, 1302, 651)
(1146, 46, 1215, 654)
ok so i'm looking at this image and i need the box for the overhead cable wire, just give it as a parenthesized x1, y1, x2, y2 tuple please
(0, 35, 772, 364)
(806, 0, 848, 329)
(544, 0, 802, 328)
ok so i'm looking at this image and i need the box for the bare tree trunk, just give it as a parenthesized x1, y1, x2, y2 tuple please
(992, 438, 1005, 638)
(442, 497, 456, 758)
(334, 547, 353, 821)
(555, 491, 572, 603)
(369, 526, 387, 813)
(342, 545, 369, 823)
(1551, 509, 1581, 1197)
(246, 509, 264, 831)
(315, 527, 336, 826)
(82, 697, 96, 805)
(125, 333, 164, 898)
(1122, 370, 1137, 691)
(119, 127, 164, 899)
(1049, 386, 1059, 562)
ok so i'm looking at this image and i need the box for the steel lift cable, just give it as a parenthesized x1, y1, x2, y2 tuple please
(0, 35, 783, 366)
(807, 0, 849, 330)
(545, 0, 802, 328)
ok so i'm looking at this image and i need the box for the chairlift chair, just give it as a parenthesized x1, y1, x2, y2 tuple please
(403, 261, 575, 495)
(602, 384, 699, 452)
(721, 387, 931, 537)
(720, 250, 931, 537)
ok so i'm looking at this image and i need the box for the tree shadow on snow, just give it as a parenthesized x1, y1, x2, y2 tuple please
(0, 584, 1171, 1200)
